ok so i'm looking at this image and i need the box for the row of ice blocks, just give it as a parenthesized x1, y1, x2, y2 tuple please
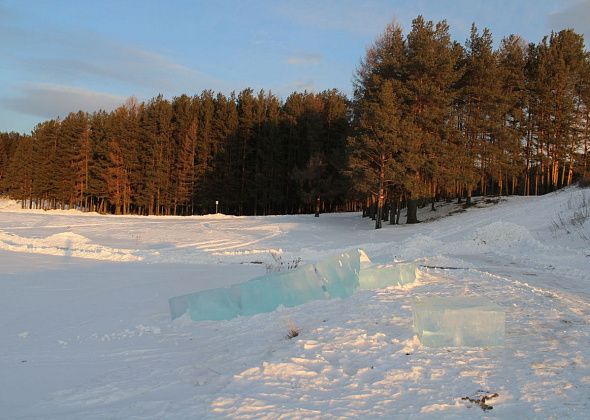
(412, 296, 505, 347)
(169, 251, 418, 321)
(169, 250, 363, 321)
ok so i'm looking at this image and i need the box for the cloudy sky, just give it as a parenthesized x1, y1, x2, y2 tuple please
(1, 0, 588, 133)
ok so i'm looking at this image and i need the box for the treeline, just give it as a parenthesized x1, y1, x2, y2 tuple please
(0, 90, 350, 215)
(1, 16, 589, 222)
(350, 17, 590, 226)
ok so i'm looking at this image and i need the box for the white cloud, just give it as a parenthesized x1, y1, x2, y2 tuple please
(20, 43, 220, 93)
(274, 0, 394, 36)
(3, 84, 126, 118)
(285, 54, 322, 66)
(0, 22, 226, 96)
(548, 0, 590, 40)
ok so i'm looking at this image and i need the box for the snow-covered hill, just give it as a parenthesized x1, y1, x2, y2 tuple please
(1, 188, 588, 418)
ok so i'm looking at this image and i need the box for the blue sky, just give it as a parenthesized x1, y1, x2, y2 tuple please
(1, 0, 589, 133)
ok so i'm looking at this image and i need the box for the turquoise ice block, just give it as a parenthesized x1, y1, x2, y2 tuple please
(412, 296, 505, 347)
(169, 249, 362, 321)
(358, 262, 417, 290)
(394, 262, 417, 286)
(276, 264, 328, 307)
(169, 294, 190, 320)
(239, 264, 326, 316)
(314, 250, 360, 299)
(187, 286, 241, 321)
(238, 275, 285, 316)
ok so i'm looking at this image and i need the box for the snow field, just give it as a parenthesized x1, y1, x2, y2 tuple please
(0, 188, 589, 418)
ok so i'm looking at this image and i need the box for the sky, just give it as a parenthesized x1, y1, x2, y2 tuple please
(1, 0, 589, 134)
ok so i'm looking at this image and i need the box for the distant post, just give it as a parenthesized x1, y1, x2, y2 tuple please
(215, 200, 219, 214)
(315, 196, 320, 217)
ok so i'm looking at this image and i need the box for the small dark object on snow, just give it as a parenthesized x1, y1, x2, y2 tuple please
(286, 324, 300, 339)
(461, 390, 499, 411)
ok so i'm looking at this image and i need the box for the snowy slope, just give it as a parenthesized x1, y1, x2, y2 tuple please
(0, 188, 589, 418)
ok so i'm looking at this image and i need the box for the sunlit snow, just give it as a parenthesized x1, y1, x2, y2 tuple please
(1, 188, 589, 417)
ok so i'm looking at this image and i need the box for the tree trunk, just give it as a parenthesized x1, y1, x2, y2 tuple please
(375, 204, 382, 229)
(431, 181, 437, 211)
(466, 185, 472, 207)
(390, 196, 398, 225)
(375, 192, 384, 229)
(406, 198, 419, 224)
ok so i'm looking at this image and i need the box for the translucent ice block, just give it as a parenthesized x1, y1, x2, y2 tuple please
(276, 264, 329, 306)
(169, 250, 362, 321)
(239, 264, 327, 316)
(358, 266, 392, 289)
(187, 286, 241, 321)
(358, 262, 417, 290)
(314, 250, 360, 299)
(395, 262, 418, 286)
(365, 254, 394, 266)
(359, 249, 373, 268)
(168, 287, 241, 321)
(169, 294, 190, 320)
(412, 296, 505, 347)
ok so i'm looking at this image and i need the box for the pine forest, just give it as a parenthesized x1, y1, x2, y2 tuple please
(1, 17, 589, 228)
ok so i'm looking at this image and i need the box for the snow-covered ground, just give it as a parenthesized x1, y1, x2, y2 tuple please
(1, 188, 589, 418)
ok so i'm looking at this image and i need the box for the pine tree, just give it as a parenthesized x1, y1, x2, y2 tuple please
(2, 136, 33, 206)
(31, 120, 60, 209)
(138, 95, 173, 215)
(171, 94, 198, 215)
(350, 80, 408, 229)
(459, 24, 500, 203)
(404, 16, 463, 213)
(237, 88, 256, 214)
(47, 111, 92, 210)
(87, 111, 110, 212)
(192, 90, 215, 211)
(497, 35, 527, 195)
(0, 133, 20, 188)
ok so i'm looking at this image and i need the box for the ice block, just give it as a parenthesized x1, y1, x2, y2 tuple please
(412, 296, 505, 347)
(358, 262, 417, 290)
(187, 286, 241, 321)
(314, 250, 360, 299)
(359, 249, 373, 268)
(169, 249, 362, 321)
(395, 262, 417, 286)
(169, 294, 190, 320)
(365, 253, 393, 266)
(239, 264, 326, 316)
